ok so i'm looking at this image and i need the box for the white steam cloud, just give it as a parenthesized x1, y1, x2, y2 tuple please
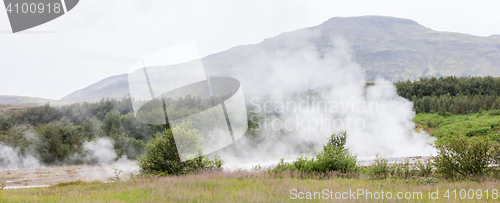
(215, 32, 435, 167)
(81, 137, 118, 165)
(0, 143, 42, 171)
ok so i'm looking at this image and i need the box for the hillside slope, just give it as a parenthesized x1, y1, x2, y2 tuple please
(59, 16, 500, 101)
(0, 95, 70, 106)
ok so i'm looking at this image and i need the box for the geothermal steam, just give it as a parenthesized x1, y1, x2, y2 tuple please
(216, 34, 435, 165)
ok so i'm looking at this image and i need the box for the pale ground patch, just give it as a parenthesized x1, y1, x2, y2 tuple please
(0, 160, 139, 189)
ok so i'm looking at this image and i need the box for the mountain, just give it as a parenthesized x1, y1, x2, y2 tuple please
(0, 95, 70, 106)
(60, 74, 129, 102)
(55, 16, 500, 102)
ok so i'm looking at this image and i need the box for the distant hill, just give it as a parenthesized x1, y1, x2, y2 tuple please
(60, 16, 500, 102)
(60, 74, 129, 102)
(0, 95, 70, 106)
(3, 15, 499, 104)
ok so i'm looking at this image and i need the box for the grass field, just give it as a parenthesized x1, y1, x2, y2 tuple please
(1, 170, 500, 202)
(413, 111, 500, 143)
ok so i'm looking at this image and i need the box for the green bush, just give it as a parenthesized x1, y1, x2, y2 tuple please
(489, 110, 500, 116)
(312, 144, 358, 173)
(367, 155, 390, 179)
(434, 136, 493, 179)
(389, 159, 416, 179)
(418, 177, 439, 185)
(465, 127, 490, 137)
(415, 159, 434, 177)
(137, 120, 223, 175)
(268, 131, 358, 174)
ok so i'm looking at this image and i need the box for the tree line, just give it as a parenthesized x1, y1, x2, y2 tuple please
(0, 98, 175, 166)
(395, 76, 500, 114)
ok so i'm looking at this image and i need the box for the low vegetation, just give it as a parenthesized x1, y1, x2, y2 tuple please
(265, 126, 500, 182)
(1, 170, 500, 202)
(268, 131, 358, 175)
(137, 121, 223, 176)
(414, 111, 500, 142)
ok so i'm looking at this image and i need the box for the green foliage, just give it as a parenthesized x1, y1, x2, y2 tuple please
(369, 157, 434, 180)
(367, 155, 390, 179)
(0, 97, 199, 166)
(53, 180, 85, 187)
(414, 111, 500, 141)
(35, 120, 77, 164)
(251, 164, 262, 172)
(137, 121, 223, 176)
(107, 166, 124, 182)
(313, 144, 358, 173)
(9, 104, 62, 126)
(268, 131, 358, 175)
(415, 159, 434, 177)
(397, 76, 500, 115)
(434, 136, 494, 179)
(489, 110, 500, 116)
(418, 177, 439, 185)
(389, 159, 416, 179)
(465, 127, 490, 137)
(326, 130, 347, 149)
(396, 76, 500, 100)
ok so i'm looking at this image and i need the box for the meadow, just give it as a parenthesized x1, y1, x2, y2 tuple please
(2, 170, 500, 202)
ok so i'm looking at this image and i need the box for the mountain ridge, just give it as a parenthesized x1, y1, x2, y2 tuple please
(2, 15, 500, 105)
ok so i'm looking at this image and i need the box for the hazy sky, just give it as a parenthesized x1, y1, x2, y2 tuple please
(1, 0, 499, 99)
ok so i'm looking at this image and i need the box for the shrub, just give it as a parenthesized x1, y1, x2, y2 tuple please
(268, 131, 358, 174)
(418, 177, 439, 185)
(415, 159, 434, 177)
(368, 155, 390, 179)
(488, 110, 500, 116)
(389, 159, 416, 179)
(434, 136, 493, 179)
(312, 144, 358, 173)
(465, 127, 490, 137)
(137, 120, 223, 175)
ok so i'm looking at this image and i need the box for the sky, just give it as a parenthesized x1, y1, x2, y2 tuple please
(0, 0, 499, 100)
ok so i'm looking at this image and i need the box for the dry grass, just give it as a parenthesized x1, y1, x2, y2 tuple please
(1, 170, 500, 202)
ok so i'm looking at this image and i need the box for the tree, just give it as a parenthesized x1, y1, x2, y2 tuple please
(434, 136, 493, 179)
(137, 120, 223, 175)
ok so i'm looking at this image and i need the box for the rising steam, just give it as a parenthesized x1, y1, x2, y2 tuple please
(214, 33, 436, 167)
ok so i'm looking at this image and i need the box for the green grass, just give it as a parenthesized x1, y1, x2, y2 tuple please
(2, 171, 500, 202)
(414, 111, 500, 144)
